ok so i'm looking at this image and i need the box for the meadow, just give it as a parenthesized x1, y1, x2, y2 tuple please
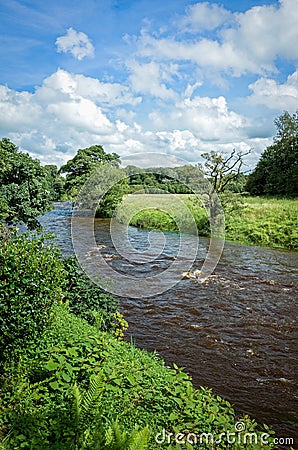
(115, 194, 298, 250)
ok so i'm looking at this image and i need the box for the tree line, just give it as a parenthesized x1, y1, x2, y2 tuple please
(0, 111, 297, 229)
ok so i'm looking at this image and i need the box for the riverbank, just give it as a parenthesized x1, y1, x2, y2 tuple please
(0, 229, 277, 449)
(115, 194, 298, 250)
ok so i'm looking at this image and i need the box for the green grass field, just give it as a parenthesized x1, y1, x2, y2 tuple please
(115, 194, 298, 249)
(225, 196, 298, 249)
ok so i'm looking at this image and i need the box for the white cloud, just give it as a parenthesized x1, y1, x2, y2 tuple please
(134, 0, 298, 77)
(248, 70, 298, 111)
(0, 70, 143, 165)
(221, 0, 298, 71)
(137, 33, 250, 75)
(149, 95, 247, 141)
(127, 60, 177, 99)
(184, 81, 203, 98)
(38, 69, 141, 107)
(0, 86, 41, 131)
(0, 70, 275, 169)
(55, 27, 94, 60)
(182, 2, 232, 31)
(47, 98, 113, 133)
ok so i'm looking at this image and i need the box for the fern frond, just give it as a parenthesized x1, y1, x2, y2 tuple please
(72, 382, 82, 428)
(100, 421, 149, 450)
(104, 424, 115, 447)
(108, 420, 128, 449)
(80, 372, 104, 426)
(127, 427, 149, 450)
(127, 426, 150, 450)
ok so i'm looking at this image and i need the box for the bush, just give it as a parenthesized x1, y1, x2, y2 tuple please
(62, 256, 127, 336)
(0, 305, 275, 449)
(0, 304, 144, 449)
(0, 229, 65, 366)
(0, 228, 125, 370)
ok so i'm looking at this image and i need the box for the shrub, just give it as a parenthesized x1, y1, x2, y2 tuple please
(0, 305, 275, 449)
(62, 256, 127, 335)
(0, 229, 65, 366)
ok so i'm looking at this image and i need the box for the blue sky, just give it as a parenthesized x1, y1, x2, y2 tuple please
(0, 0, 297, 168)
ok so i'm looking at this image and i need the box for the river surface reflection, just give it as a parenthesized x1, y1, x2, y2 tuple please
(40, 203, 298, 444)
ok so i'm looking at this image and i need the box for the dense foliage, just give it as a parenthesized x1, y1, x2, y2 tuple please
(59, 144, 130, 217)
(0, 302, 275, 449)
(246, 111, 298, 196)
(124, 165, 213, 197)
(0, 229, 65, 368)
(95, 178, 130, 218)
(0, 138, 53, 228)
(62, 256, 127, 337)
(0, 230, 127, 370)
(44, 164, 66, 201)
(59, 145, 120, 198)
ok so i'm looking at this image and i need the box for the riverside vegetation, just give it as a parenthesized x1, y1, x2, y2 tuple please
(0, 230, 276, 449)
(116, 193, 298, 250)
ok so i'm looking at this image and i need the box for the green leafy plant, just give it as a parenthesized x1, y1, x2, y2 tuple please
(70, 373, 105, 448)
(62, 256, 125, 334)
(70, 374, 149, 449)
(0, 304, 275, 449)
(0, 230, 65, 367)
(100, 421, 149, 450)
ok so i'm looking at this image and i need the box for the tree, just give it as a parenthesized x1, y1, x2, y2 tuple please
(201, 148, 251, 193)
(44, 164, 65, 201)
(0, 138, 52, 228)
(59, 145, 121, 198)
(246, 111, 298, 195)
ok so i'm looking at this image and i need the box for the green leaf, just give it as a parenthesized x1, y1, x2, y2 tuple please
(61, 372, 71, 382)
(46, 360, 59, 371)
(169, 412, 179, 421)
(49, 381, 59, 390)
(126, 374, 136, 385)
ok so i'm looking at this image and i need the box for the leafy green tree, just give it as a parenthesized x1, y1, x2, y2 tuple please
(246, 111, 298, 195)
(0, 138, 52, 228)
(125, 165, 202, 194)
(44, 164, 65, 201)
(95, 178, 130, 217)
(59, 145, 120, 198)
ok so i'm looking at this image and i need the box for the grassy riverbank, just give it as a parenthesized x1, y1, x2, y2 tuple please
(225, 196, 298, 249)
(0, 230, 276, 449)
(116, 194, 298, 250)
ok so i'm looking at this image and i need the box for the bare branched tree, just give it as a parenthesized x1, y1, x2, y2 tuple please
(201, 148, 251, 193)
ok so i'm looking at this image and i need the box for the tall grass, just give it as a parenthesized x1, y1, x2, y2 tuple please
(115, 194, 298, 249)
(225, 196, 298, 249)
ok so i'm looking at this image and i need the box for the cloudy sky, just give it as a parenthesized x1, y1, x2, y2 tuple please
(0, 0, 297, 168)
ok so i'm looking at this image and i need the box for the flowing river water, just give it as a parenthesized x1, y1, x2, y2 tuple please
(40, 202, 298, 445)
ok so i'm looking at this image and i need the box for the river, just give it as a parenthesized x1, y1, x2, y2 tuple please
(40, 202, 298, 445)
